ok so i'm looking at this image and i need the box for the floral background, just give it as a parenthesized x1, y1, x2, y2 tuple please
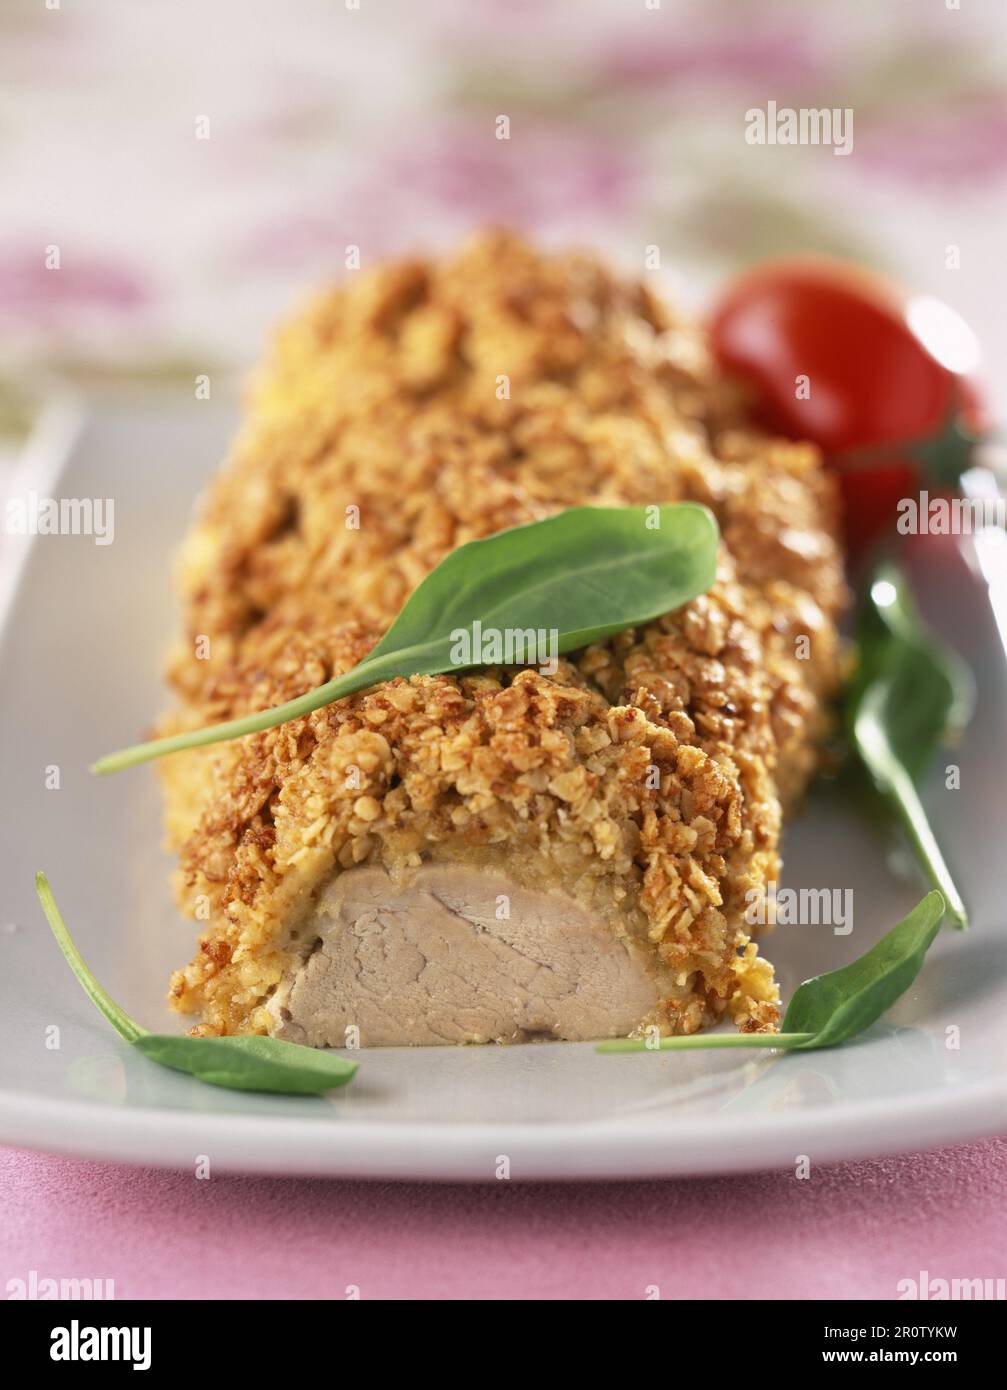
(1, 0, 1006, 425)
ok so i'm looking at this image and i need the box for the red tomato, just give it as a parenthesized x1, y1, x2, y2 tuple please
(707, 258, 986, 558)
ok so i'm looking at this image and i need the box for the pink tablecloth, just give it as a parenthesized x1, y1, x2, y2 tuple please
(2, 1138, 1003, 1300)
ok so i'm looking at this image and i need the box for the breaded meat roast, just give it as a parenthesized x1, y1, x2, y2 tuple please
(157, 233, 846, 1047)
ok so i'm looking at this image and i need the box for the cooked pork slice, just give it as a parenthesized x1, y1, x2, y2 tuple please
(267, 863, 671, 1046)
(159, 232, 846, 1046)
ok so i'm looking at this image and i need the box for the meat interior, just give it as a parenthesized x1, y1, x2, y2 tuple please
(268, 863, 671, 1046)
(158, 232, 847, 1047)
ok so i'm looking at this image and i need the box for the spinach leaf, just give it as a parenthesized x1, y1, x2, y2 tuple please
(35, 873, 357, 1095)
(597, 890, 946, 1053)
(132, 1033, 358, 1095)
(848, 566, 973, 927)
(93, 503, 719, 773)
(780, 889, 945, 1047)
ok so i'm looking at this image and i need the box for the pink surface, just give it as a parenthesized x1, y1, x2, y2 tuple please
(2, 1138, 1004, 1300)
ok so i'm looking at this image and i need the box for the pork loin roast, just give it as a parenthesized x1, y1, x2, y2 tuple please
(158, 233, 846, 1046)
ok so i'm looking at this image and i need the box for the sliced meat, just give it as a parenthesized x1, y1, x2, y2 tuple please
(266, 863, 668, 1046)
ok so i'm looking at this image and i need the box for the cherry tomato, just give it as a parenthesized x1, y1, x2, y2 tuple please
(707, 258, 986, 558)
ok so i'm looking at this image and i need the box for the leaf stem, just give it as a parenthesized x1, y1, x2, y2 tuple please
(855, 689, 967, 929)
(91, 652, 404, 774)
(92, 504, 720, 774)
(875, 759, 968, 929)
(35, 872, 147, 1044)
(595, 1032, 815, 1053)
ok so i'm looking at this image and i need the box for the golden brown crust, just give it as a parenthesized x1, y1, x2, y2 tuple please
(159, 231, 846, 1040)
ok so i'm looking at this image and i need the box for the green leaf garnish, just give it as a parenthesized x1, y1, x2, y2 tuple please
(848, 565, 973, 927)
(93, 503, 719, 773)
(597, 889, 945, 1053)
(37, 873, 146, 1047)
(35, 872, 358, 1095)
(779, 889, 944, 1047)
(130, 1033, 358, 1095)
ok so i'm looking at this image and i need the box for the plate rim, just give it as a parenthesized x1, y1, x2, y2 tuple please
(1, 1068, 1004, 1180)
(2, 402, 1005, 1181)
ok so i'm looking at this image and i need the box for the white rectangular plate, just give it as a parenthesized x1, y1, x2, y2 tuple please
(1, 401, 1004, 1179)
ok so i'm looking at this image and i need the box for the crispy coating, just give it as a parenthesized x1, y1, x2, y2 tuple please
(158, 232, 846, 1040)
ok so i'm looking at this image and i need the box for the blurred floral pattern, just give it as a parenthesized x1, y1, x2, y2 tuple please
(0, 0, 1005, 415)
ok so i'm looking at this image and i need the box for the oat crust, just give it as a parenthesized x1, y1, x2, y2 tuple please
(158, 232, 846, 1040)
